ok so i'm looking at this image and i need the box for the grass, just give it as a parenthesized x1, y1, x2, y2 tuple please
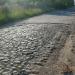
(24, 8, 43, 17)
(9, 8, 43, 19)
(0, 0, 74, 25)
(0, 7, 44, 25)
(0, 10, 7, 24)
(0, 4, 73, 25)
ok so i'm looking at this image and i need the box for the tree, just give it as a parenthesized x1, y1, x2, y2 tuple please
(52, 0, 74, 9)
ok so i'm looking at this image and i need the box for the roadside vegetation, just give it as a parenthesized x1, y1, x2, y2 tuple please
(0, 0, 74, 25)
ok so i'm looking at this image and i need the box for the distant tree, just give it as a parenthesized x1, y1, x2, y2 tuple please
(51, 0, 74, 9)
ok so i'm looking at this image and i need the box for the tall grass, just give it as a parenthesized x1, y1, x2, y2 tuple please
(0, 0, 74, 25)
(9, 8, 43, 19)
(0, 7, 44, 25)
(0, 9, 7, 24)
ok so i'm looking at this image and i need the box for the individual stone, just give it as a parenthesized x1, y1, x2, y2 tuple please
(18, 70, 28, 75)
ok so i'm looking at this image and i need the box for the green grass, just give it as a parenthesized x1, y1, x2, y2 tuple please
(0, 0, 74, 25)
(9, 8, 43, 19)
(24, 8, 43, 16)
(0, 10, 7, 24)
(9, 8, 25, 19)
(0, 7, 44, 25)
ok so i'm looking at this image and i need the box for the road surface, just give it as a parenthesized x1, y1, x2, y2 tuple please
(0, 7, 75, 75)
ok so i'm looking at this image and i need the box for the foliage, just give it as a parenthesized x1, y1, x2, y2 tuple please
(0, 0, 74, 25)
(51, 0, 74, 9)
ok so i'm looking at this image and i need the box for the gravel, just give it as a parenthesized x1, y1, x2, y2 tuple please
(0, 23, 73, 75)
